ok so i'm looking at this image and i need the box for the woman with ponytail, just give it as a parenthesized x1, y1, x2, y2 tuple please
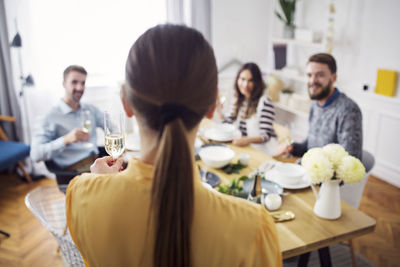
(66, 24, 281, 267)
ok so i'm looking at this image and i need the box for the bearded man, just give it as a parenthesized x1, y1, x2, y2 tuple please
(281, 53, 363, 160)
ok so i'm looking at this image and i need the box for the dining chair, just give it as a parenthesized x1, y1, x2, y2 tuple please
(44, 160, 79, 190)
(0, 115, 32, 182)
(340, 150, 375, 267)
(25, 185, 84, 267)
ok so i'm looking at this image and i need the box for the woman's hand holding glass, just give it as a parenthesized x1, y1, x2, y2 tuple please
(104, 111, 125, 159)
(90, 156, 124, 174)
(90, 111, 125, 174)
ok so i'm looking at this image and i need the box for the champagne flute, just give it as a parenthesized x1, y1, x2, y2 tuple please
(104, 111, 125, 159)
(81, 109, 92, 133)
(79, 109, 94, 148)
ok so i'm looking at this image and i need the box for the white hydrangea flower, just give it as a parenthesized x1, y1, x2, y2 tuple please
(301, 147, 324, 168)
(322, 143, 349, 168)
(336, 155, 366, 184)
(302, 149, 334, 184)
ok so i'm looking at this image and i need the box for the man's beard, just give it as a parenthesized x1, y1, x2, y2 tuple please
(308, 80, 332, 100)
(72, 90, 83, 103)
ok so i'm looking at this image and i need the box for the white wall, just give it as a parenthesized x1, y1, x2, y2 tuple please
(212, 0, 272, 73)
(301, 0, 400, 98)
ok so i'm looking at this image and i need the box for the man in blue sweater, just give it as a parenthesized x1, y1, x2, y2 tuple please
(281, 53, 362, 160)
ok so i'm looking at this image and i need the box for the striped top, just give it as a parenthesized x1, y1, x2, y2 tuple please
(224, 95, 276, 142)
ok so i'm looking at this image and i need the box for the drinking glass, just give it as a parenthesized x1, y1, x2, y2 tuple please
(104, 111, 125, 159)
(81, 109, 92, 133)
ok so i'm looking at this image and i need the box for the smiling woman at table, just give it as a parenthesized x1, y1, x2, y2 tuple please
(66, 24, 281, 267)
(222, 63, 278, 155)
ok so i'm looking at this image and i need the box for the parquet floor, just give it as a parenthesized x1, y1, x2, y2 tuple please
(352, 176, 400, 267)
(0, 172, 399, 266)
(0, 173, 62, 267)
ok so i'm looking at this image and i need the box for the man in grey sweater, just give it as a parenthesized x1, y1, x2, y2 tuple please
(281, 53, 362, 160)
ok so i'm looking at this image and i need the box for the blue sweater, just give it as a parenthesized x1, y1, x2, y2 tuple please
(292, 91, 363, 160)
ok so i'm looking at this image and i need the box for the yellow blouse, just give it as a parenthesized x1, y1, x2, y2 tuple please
(66, 158, 282, 267)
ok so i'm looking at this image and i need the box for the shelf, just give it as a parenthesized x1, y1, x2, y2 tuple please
(274, 102, 309, 118)
(271, 69, 307, 83)
(272, 37, 325, 49)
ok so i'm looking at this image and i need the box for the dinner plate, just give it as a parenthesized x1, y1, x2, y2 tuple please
(242, 178, 283, 195)
(265, 169, 312, 189)
(204, 128, 242, 142)
(199, 170, 221, 187)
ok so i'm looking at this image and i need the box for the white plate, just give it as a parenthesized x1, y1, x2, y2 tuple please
(265, 169, 312, 189)
(204, 128, 241, 142)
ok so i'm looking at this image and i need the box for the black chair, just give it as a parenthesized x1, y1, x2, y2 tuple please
(44, 146, 107, 191)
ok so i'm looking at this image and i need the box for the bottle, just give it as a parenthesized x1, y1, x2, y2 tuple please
(247, 173, 264, 205)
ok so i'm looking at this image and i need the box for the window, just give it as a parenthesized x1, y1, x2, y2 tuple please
(28, 0, 166, 91)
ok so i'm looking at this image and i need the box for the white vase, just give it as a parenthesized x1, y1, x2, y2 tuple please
(312, 179, 341, 220)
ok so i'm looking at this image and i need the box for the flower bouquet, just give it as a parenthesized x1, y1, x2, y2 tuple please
(301, 144, 366, 219)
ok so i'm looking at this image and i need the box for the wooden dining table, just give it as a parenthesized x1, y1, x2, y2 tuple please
(197, 122, 376, 264)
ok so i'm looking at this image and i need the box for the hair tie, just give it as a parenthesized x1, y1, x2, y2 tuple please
(159, 103, 189, 126)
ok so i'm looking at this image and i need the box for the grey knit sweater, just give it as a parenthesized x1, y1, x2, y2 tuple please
(292, 92, 363, 160)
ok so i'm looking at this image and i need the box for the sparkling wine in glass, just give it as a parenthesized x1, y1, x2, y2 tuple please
(104, 111, 125, 159)
(81, 109, 92, 133)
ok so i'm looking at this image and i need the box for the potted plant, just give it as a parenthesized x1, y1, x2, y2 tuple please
(279, 88, 293, 106)
(275, 0, 297, 38)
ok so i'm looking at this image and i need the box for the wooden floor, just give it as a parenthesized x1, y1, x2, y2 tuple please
(352, 175, 400, 267)
(0, 173, 399, 267)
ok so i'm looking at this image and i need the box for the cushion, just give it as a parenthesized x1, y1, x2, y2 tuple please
(0, 140, 30, 171)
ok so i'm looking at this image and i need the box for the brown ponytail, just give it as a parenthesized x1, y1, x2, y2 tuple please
(153, 118, 194, 267)
(125, 24, 217, 267)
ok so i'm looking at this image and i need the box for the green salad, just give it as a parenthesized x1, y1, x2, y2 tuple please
(217, 176, 248, 195)
(221, 161, 246, 174)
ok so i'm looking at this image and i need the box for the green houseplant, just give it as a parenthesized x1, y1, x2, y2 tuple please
(275, 0, 297, 38)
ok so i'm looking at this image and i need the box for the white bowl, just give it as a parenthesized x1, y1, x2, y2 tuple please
(199, 145, 235, 168)
(273, 163, 305, 185)
(215, 123, 236, 135)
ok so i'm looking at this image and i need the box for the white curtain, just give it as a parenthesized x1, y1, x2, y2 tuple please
(166, 0, 212, 43)
(0, 0, 23, 142)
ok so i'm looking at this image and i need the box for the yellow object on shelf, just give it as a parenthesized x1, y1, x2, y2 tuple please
(375, 69, 398, 97)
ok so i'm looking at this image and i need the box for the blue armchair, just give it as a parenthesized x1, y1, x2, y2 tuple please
(0, 115, 32, 238)
(0, 115, 31, 182)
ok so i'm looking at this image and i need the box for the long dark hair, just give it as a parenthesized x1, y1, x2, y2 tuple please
(124, 24, 217, 267)
(233, 62, 265, 119)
